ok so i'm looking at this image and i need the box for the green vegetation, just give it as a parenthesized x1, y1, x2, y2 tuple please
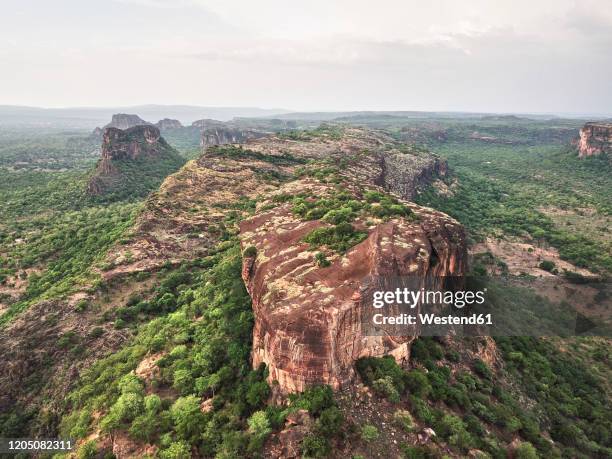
(89, 147, 185, 202)
(357, 334, 612, 458)
(303, 223, 368, 253)
(60, 243, 273, 457)
(414, 141, 611, 273)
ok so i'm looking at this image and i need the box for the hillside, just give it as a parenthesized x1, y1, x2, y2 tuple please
(86, 125, 185, 201)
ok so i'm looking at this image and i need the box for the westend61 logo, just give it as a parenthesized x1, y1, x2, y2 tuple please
(361, 275, 611, 337)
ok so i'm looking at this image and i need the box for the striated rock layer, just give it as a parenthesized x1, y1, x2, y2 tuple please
(233, 128, 466, 392)
(240, 179, 466, 392)
(576, 122, 612, 157)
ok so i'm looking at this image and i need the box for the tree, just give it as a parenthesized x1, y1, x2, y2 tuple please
(170, 395, 204, 441)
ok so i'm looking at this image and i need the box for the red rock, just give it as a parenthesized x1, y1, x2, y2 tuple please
(576, 122, 612, 158)
(240, 178, 467, 393)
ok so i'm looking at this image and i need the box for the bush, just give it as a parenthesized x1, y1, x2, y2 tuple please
(314, 251, 331, 267)
(473, 359, 493, 380)
(243, 246, 257, 258)
(515, 442, 538, 459)
(405, 369, 431, 398)
(303, 223, 367, 253)
(538, 260, 555, 272)
(356, 356, 405, 394)
(76, 440, 97, 459)
(372, 376, 400, 402)
(301, 434, 330, 458)
(361, 424, 379, 442)
(170, 396, 204, 441)
(317, 406, 344, 437)
(393, 409, 414, 432)
(159, 441, 191, 459)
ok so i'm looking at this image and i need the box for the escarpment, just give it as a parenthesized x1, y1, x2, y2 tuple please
(201, 126, 268, 148)
(240, 179, 466, 392)
(235, 128, 466, 392)
(96, 126, 465, 392)
(86, 125, 184, 196)
(576, 122, 612, 158)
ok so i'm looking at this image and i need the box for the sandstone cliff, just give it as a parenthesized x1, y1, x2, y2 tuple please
(200, 126, 268, 148)
(576, 122, 612, 157)
(154, 118, 183, 130)
(86, 125, 184, 196)
(240, 180, 466, 392)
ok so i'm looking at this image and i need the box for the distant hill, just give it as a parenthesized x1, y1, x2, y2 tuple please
(87, 125, 185, 200)
(0, 105, 291, 128)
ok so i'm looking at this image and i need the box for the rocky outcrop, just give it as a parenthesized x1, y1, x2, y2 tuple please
(87, 125, 182, 195)
(91, 113, 151, 137)
(576, 122, 612, 157)
(233, 128, 465, 393)
(155, 118, 183, 130)
(105, 113, 151, 130)
(240, 179, 466, 392)
(88, 126, 463, 393)
(201, 126, 268, 148)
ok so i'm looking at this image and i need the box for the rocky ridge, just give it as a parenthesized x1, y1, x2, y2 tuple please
(576, 122, 612, 157)
(201, 126, 268, 148)
(97, 126, 464, 392)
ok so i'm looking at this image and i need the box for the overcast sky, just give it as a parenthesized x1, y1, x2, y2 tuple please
(1, 0, 611, 114)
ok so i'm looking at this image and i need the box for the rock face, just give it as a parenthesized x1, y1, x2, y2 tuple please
(576, 122, 612, 157)
(240, 180, 466, 392)
(155, 118, 183, 130)
(235, 128, 466, 392)
(201, 126, 268, 148)
(86, 125, 182, 195)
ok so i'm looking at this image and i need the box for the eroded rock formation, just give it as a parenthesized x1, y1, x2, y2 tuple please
(201, 126, 268, 148)
(240, 179, 466, 392)
(576, 122, 612, 157)
(86, 125, 180, 195)
(155, 118, 183, 130)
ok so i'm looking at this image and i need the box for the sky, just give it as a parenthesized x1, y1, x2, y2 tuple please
(1, 0, 611, 114)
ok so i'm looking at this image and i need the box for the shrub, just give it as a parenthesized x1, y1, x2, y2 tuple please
(405, 369, 431, 398)
(159, 441, 191, 459)
(473, 359, 493, 380)
(293, 385, 335, 416)
(514, 442, 538, 459)
(301, 434, 330, 458)
(356, 356, 405, 394)
(372, 376, 400, 402)
(314, 252, 331, 267)
(170, 396, 204, 441)
(361, 424, 379, 442)
(77, 440, 97, 459)
(243, 246, 257, 258)
(538, 260, 555, 272)
(303, 223, 367, 253)
(393, 409, 414, 432)
(317, 406, 344, 437)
